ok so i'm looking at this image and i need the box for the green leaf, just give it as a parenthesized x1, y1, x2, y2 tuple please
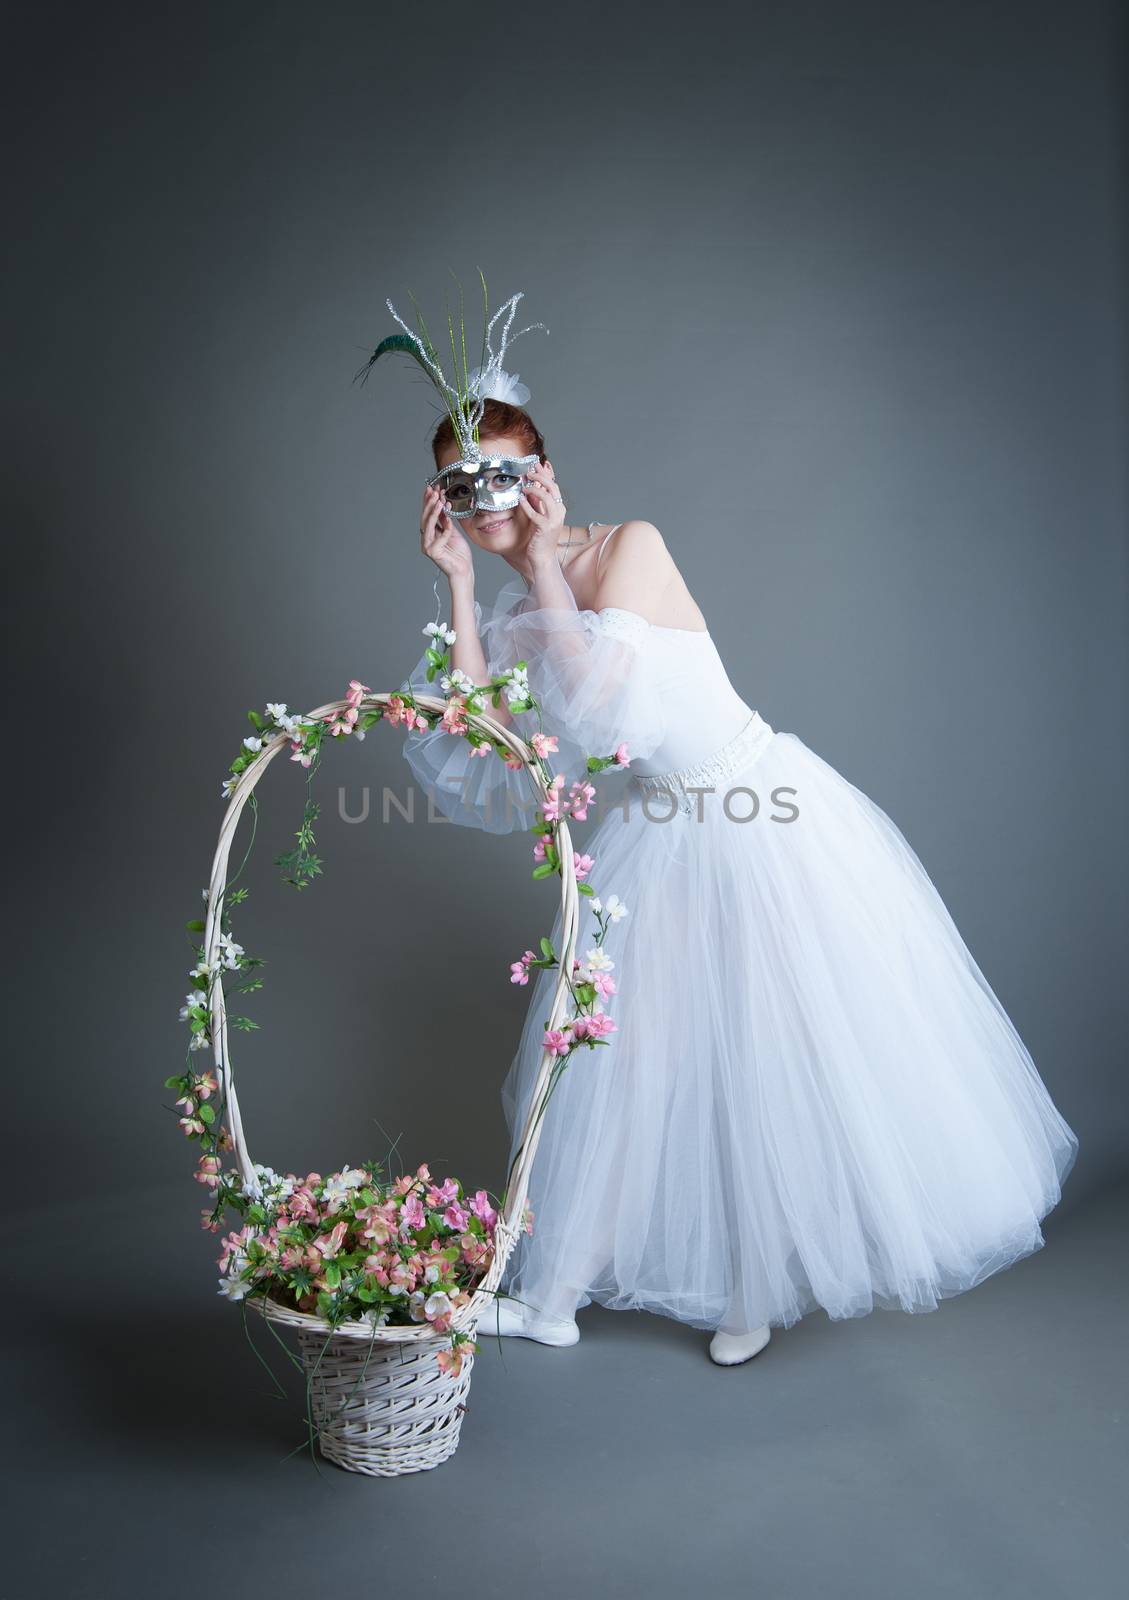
(198, 1103, 216, 1125)
(185, 919, 206, 932)
(577, 882, 595, 896)
(539, 937, 555, 960)
(532, 863, 555, 879)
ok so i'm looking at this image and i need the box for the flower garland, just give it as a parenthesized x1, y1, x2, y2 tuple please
(167, 615, 635, 1397)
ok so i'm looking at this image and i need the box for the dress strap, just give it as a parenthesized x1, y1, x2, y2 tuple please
(595, 522, 625, 575)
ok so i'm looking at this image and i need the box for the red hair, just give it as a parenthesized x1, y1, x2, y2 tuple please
(430, 398, 546, 468)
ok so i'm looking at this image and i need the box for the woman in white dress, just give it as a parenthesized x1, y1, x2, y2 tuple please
(402, 395, 1079, 1367)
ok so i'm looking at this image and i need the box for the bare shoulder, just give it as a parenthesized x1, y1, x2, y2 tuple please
(603, 519, 672, 565)
(592, 520, 675, 605)
(592, 520, 706, 630)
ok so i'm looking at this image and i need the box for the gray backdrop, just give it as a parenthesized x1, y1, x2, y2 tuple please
(4, 2, 1126, 1591)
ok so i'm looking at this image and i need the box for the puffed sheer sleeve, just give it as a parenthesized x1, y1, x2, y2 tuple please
(490, 583, 668, 763)
(399, 576, 667, 834)
(399, 593, 544, 835)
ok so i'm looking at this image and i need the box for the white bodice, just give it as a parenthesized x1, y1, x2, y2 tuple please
(590, 606, 756, 777)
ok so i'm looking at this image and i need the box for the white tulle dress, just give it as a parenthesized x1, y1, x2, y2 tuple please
(402, 530, 1079, 1335)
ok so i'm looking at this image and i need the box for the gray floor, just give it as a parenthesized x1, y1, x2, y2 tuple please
(6, 1181, 1125, 1599)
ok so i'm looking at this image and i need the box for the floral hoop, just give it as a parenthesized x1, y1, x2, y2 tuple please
(168, 626, 633, 1476)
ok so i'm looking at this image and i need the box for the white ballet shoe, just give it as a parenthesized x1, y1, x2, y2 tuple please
(482, 1299, 580, 1346)
(708, 1324, 772, 1366)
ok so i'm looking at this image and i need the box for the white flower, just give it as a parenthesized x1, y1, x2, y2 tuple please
(589, 897, 602, 914)
(424, 1291, 453, 1322)
(277, 712, 307, 736)
(440, 668, 476, 697)
(221, 775, 239, 800)
(468, 364, 530, 406)
(424, 1263, 441, 1283)
(179, 992, 206, 1020)
(189, 1030, 211, 1052)
(243, 735, 262, 753)
(361, 1307, 391, 1330)
(603, 895, 629, 922)
(189, 958, 218, 981)
(424, 620, 456, 644)
(265, 702, 288, 721)
(240, 1172, 264, 1202)
(218, 1272, 252, 1301)
(465, 691, 485, 714)
(218, 932, 244, 969)
(409, 1290, 428, 1322)
(321, 1165, 367, 1212)
(202, 887, 210, 903)
(584, 946, 615, 972)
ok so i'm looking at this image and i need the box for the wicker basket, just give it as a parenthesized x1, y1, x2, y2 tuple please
(202, 690, 581, 1476)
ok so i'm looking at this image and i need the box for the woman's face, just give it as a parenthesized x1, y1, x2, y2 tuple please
(433, 433, 542, 553)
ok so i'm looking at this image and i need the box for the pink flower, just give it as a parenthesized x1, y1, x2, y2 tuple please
(193, 1071, 218, 1100)
(179, 1115, 206, 1137)
(443, 1202, 470, 1232)
(468, 742, 491, 759)
(510, 949, 537, 984)
(532, 838, 548, 864)
(218, 1228, 248, 1271)
(459, 1233, 491, 1268)
(441, 696, 469, 735)
(522, 1203, 535, 1236)
(289, 739, 313, 768)
(540, 773, 568, 822)
(568, 780, 597, 821)
(614, 742, 630, 767)
(573, 851, 594, 881)
(436, 1343, 468, 1377)
(401, 1193, 426, 1231)
(531, 732, 559, 758)
(427, 1178, 460, 1207)
(384, 694, 415, 728)
(501, 750, 526, 770)
(200, 1209, 221, 1233)
(543, 1028, 574, 1057)
(470, 1189, 498, 1229)
(346, 679, 371, 707)
(194, 1154, 222, 1187)
(588, 1011, 617, 1037)
(415, 1162, 432, 1184)
(313, 1220, 349, 1260)
(593, 972, 617, 999)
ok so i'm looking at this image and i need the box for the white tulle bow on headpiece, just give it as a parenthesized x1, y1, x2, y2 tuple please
(354, 268, 547, 463)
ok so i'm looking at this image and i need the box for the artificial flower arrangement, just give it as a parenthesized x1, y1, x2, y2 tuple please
(166, 615, 634, 1424)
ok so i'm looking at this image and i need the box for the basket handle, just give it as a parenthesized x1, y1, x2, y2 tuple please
(202, 692, 581, 1317)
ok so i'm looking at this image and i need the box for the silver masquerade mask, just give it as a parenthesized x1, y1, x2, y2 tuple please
(426, 451, 541, 519)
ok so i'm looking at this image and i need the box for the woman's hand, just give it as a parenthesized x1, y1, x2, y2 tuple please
(420, 484, 475, 584)
(517, 458, 567, 573)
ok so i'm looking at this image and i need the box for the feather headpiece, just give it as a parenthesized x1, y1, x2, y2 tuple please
(354, 268, 549, 462)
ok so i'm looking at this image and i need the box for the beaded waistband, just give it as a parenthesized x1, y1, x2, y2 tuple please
(628, 710, 776, 814)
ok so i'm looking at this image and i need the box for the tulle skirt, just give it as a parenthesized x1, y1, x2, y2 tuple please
(499, 713, 1079, 1333)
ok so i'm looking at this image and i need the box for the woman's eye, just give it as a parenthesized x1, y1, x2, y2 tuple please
(490, 473, 517, 488)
